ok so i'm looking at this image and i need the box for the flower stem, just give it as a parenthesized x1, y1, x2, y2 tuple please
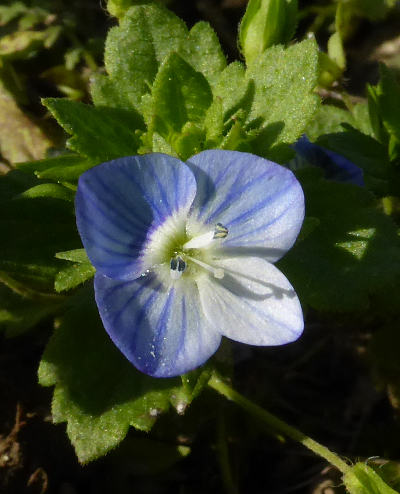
(208, 373, 350, 474)
(217, 408, 239, 494)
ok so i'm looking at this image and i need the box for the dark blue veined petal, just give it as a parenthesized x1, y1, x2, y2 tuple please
(197, 257, 303, 345)
(187, 150, 304, 262)
(94, 273, 221, 377)
(75, 154, 197, 280)
(290, 135, 364, 186)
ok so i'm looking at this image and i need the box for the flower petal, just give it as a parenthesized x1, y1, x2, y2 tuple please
(76, 154, 197, 280)
(94, 273, 221, 377)
(196, 257, 303, 346)
(187, 150, 304, 262)
(291, 135, 364, 186)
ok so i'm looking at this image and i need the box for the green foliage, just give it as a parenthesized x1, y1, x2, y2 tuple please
(146, 52, 212, 159)
(92, 4, 187, 111)
(344, 463, 400, 494)
(38, 288, 194, 463)
(280, 173, 400, 312)
(44, 5, 318, 165)
(0, 170, 79, 291)
(54, 249, 95, 292)
(245, 38, 319, 160)
(239, 0, 298, 65)
(306, 104, 393, 195)
(3, 0, 400, 479)
(42, 99, 143, 162)
(17, 154, 95, 184)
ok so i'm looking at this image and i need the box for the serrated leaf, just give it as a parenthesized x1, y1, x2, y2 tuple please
(245, 38, 319, 155)
(38, 288, 191, 463)
(43, 98, 143, 162)
(179, 21, 226, 88)
(213, 62, 249, 124)
(17, 154, 95, 183)
(55, 262, 95, 292)
(279, 176, 400, 312)
(150, 52, 212, 157)
(55, 249, 89, 263)
(91, 4, 187, 111)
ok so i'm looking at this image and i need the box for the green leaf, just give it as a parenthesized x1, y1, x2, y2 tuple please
(0, 2, 27, 26)
(344, 463, 400, 494)
(239, 0, 298, 65)
(15, 183, 75, 202)
(55, 249, 90, 263)
(376, 65, 400, 144)
(327, 32, 345, 71)
(17, 154, 95, 183)
(212, 61, 250, 128)
(43, 98, 143, 162)
(245, 38, 319, 155)
(179, 21, 226, 88)
(279, 176, 400, 312)
(38, 288, 192, 463)
(306, 104, 356, 140)
(0, 29, 46, 60)
(54, 249, 95, 292)
(0, 170, 79, 291)
(91, 3, 187, 111)
(55, 263, 95, 292)
(150, 52, 212, 156)
(316, 127, 390, 194)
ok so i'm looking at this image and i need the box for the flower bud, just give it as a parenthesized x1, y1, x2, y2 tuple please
(239, 0, 298, 65)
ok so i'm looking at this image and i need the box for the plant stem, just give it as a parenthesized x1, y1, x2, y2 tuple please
(208, 373, 350, 474)
(217, 408, 238, 494)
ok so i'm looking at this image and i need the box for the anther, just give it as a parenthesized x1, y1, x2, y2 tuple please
(213, 223, 228, 239)
(170, 255, 186, 280)
(183, 223, 229, 250)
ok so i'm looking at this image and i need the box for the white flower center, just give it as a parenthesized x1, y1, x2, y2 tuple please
(169, 223, 228, 281)
(143, 218, 228, 283)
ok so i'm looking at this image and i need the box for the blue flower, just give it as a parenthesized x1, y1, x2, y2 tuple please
(290, 135, 364, 186)
(75, 150, 305, 377)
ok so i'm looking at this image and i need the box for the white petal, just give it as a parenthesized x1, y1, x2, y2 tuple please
(196, 257, 303, 346)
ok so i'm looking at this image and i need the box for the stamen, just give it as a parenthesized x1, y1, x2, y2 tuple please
(185, 255, 224, 279)
(170, 255, 186, 280)
(214, 223, 228, 239)
(183, 223, 228, 249)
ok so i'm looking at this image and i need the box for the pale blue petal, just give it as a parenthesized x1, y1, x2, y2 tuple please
(197, 257, 303, 345)
(187, 150, 304, 262)
(94, 273, 221, 377)
(76, 154, 196, 280)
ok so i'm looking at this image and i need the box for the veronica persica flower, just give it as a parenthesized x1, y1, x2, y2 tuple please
(75, 150, 304, 377)
(290, 135, 364, 186)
